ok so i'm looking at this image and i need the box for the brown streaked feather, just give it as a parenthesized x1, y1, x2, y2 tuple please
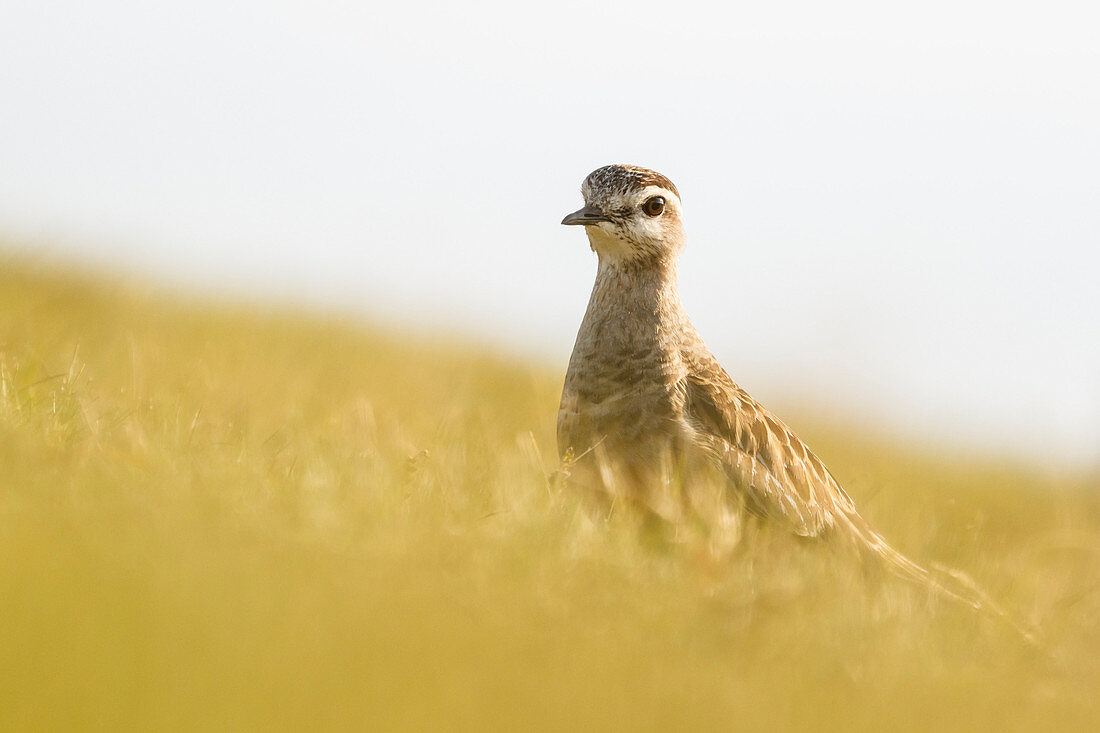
(675, 350, 1033, 636)
(681, 356, 855, 537)
(584, 164, 681, 200)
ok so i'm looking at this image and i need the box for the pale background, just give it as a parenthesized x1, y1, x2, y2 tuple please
(1, 0, 1097, 468)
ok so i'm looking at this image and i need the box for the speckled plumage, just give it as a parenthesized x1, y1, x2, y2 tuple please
(559, 164, 854, 536)
(558, 165, 1026, 631)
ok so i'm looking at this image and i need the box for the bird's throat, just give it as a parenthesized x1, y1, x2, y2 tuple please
(573, 259, 687, 364)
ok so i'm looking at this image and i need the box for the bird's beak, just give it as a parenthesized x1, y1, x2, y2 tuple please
(561, 205, 610, 226)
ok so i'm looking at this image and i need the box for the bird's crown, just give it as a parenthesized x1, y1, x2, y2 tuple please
(581, 164, 680, 203)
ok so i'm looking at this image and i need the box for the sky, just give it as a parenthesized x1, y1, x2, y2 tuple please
(1, 0, 1097, 469)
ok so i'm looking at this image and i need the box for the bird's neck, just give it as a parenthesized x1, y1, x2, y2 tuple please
(576, 257, 688, 352)
(593, 254, 682, 307)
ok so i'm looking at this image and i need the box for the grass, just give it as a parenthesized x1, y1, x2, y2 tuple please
(1, 257, 1097, 731)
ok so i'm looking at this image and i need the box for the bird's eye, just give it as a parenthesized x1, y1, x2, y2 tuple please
(642, 196, 665, 217)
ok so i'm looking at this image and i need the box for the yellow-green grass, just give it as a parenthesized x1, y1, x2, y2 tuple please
(1, 257, 1097, 731)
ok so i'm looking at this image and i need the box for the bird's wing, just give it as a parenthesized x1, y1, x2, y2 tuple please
(681, 356, 857, 537)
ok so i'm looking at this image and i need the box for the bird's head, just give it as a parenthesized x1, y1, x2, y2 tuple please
(562, 164, 685, 265)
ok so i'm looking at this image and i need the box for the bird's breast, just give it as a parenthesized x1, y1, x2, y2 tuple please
(558, 344, 688, 458)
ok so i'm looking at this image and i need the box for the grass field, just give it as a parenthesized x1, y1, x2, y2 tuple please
(1, 258, 1097, 731)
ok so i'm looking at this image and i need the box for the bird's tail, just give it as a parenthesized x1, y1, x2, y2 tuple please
(837, 512, 1039, 645)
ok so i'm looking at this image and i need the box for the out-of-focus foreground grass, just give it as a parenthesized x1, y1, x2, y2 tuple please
(1, 259, 1098, 731)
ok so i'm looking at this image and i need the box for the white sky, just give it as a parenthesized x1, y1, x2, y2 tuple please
(1, 1, 1098, 469)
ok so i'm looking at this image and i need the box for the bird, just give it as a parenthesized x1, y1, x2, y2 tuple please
(557, 164, 1025, 630)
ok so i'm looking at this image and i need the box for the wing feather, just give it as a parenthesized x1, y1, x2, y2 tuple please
(682, 357, 855, 537)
